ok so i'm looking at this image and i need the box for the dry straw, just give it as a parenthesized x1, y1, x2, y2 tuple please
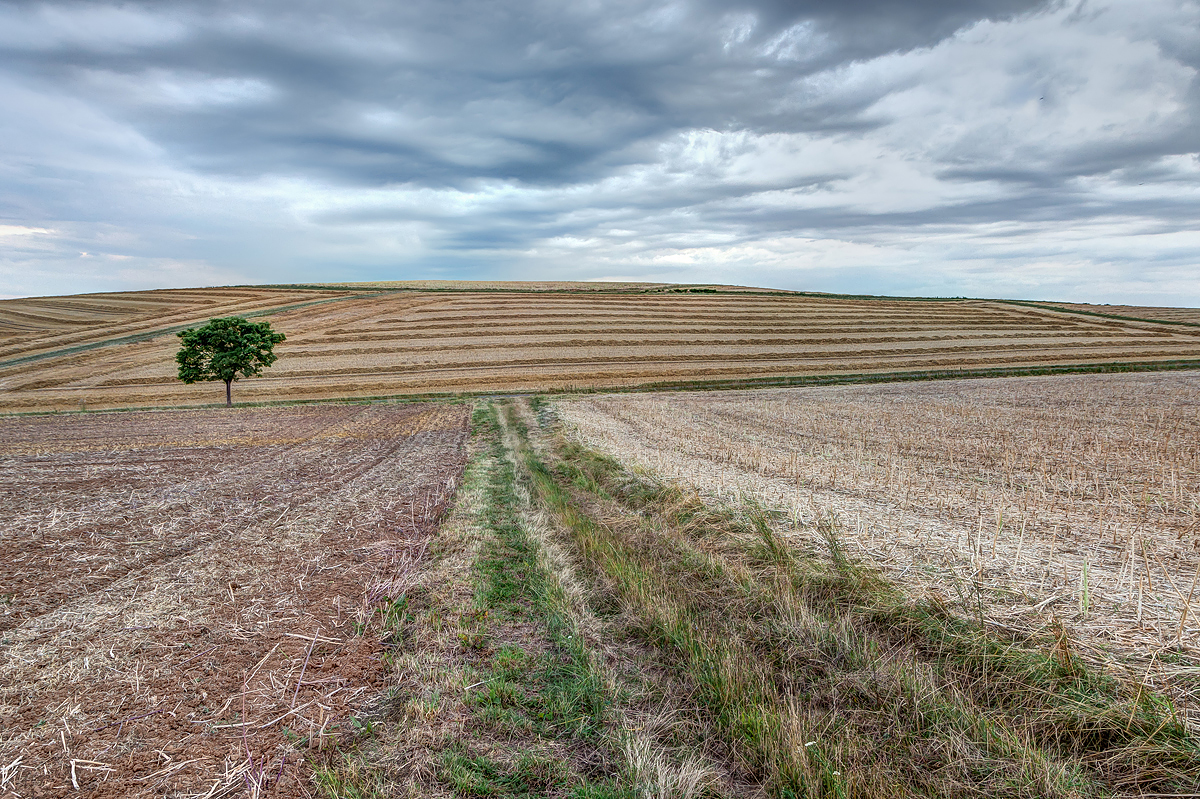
(556, 370, 1200, 713)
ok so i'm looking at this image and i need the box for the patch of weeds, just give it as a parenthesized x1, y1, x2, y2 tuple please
(376, 594, 412, 656)
(442, 746, 632, 799)
(441, 748, 562, 796)
(537, 630, 612, 742)
(379, 594, 409, 630)
(311, 752, 385, 799)
(1157, 647, 1194, 667)
(493, 643, 531, 675)
(348, 715, 378, 739)
(283, 725, 314, 749)
(472, 404, 497, 435)
(455, 605, 493, 655)
(529, 395, 557, 430)
(472, 641, 610, 741)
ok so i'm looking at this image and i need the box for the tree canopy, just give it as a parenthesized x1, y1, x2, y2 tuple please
(176, 316, 285, 406)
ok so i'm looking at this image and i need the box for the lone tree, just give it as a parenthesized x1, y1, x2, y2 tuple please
(176, 317, 285, 407)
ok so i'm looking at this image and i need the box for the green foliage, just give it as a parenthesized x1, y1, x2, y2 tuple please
(175, 316, 285, 405)
(441, 748, 582, 797)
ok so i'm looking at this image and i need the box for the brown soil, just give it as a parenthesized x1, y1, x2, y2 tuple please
(0, 402, 470, 798)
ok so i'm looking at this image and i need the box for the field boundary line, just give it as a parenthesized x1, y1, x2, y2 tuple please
(595, 358, 1200, 393)
(264, 282, 990, 300)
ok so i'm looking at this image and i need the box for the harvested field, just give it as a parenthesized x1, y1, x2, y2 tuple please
(398, 394, 1200, 798)
(0, 402, 470, 797)
(2, 285, 1198, 412)
(7, 381, 1198, 798)
(0, 287, 351, 365)
(554, 371, 1200, 698)
(1037, 301, 1200, 326)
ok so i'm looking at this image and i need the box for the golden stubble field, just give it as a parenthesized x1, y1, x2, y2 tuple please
(554, 371, 1200, 697)
(0, 403, 470, 797)
(1043, 301, 1200, 325)
(2, 283, 1199, 412)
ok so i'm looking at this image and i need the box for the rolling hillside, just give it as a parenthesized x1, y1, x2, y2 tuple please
(1, 282, 1198, 412)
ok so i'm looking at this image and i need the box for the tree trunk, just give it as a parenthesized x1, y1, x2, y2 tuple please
(225, 379, 232, 407)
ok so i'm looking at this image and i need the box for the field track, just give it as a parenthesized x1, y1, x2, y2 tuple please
(0, 402, 470, 797)
(2, 282, 1198, 412)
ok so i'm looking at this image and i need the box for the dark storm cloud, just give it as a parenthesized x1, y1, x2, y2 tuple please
(715, 0, 1051, 55)
(0, 0, 1053, 188)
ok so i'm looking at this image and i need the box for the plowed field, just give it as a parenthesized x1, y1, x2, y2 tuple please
(0, 402, 470, 797)
(2, 284, 1199, 412)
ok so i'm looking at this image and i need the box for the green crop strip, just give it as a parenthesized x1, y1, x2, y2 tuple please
(996, 300, 1200, 330)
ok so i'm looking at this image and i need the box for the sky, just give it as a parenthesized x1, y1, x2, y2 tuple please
(0, 0, 1198, 304)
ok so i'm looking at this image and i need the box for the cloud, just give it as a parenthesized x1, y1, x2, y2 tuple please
(0, 0, 1197, 303)
(0, 224, 54, 236)
(0, 2, 187, 53)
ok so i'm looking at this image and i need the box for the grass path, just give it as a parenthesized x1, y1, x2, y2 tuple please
(316, 401, 723, 797)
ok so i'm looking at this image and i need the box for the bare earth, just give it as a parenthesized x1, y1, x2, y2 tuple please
(553, 371, 1200, 709)
(0, 403, 470, 798)
(2, 286, 1198, 412)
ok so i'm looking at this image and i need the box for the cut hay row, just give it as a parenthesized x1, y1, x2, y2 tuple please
(1037, 301, 1200, 326)
(2, 287, 1198, 412)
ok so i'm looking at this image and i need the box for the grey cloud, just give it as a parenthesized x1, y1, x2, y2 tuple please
(2, 0, 1060, 189)
(718, 0, 1053, 55)
(1, 0, 1198, 305)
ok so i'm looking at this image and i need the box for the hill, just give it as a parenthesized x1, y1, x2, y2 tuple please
(1, 282, 1198, 412)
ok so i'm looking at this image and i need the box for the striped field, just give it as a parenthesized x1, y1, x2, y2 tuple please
(1, 282, 1198, 412)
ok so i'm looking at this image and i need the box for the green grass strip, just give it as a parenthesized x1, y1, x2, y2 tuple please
(439, 404, 629, 798)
